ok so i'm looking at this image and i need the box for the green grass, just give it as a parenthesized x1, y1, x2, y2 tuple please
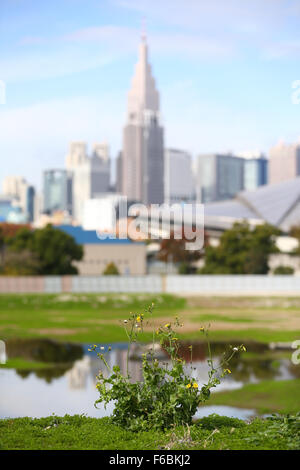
(208, 379, 300, 415)
(196, 328, 300, 343)
(0, 293, 300, 343)
(0, 293, 185, 343)
(0, 414, 299, 450)
(0, 358, 57, 370)
(192, 313, 255, 323)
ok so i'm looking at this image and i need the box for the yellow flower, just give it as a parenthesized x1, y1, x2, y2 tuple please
(186, 384, 191, 389)
(136, 316, 141, 322)
(164, 323, 170, 328)
(224, 369, 231, 374)
(193, 383, 198, 389)
(172, 337, 178, 341)
(199, 327, 204, 332)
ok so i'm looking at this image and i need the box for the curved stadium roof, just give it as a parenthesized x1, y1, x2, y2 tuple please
(205, 177, 300, 232)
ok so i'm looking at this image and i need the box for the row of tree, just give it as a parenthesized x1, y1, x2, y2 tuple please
(157, 221, 300, 275)
(1, 221, 299, 276)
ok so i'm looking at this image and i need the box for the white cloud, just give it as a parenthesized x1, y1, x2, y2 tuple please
(116, 0, 295, 29)
(116, 0, 300, 59)
(0, 93, 125, 188)
(65, 24, 235, 58)
(10, 24, 236, 84)
(0, 46, 116, 83)
(263, 40, 300, 59)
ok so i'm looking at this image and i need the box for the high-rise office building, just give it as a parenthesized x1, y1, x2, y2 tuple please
(90, 143, 110, 196)
(43, 169, 73, 215)
(66, 142, 88, 169)
(25, 186, 35, 222)
(122, 34, 164, 204)
(195, 153, 244, 203)
(2, 175, 35, 221)
(116, 151, 123, 194)
(65, 141, 111, 223)
(164, 149, 195, 204)
(236, 151, 268, 191)
(269, 140, 300, 185)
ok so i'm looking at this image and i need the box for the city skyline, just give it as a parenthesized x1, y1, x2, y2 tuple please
(1, 0, 300, 189)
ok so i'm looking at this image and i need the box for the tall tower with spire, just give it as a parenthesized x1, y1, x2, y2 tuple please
(122, 33, 164, 204)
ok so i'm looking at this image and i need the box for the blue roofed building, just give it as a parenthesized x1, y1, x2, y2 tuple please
(56, 225, 146, 275)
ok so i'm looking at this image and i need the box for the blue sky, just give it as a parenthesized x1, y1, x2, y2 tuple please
(1, 0, 300, 189)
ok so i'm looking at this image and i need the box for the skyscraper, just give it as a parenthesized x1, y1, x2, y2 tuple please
(65, 141, 111, 223)
(195, 153, 244, 203)
(116, 151, 123, 194)
(269, 140, 300, 185)
(122, 34, 164, 204)
(164, 149, 195, 204)
(43, 169, 73, 214)
(2, 175, 35, 221)
(237, 151, 268, 191)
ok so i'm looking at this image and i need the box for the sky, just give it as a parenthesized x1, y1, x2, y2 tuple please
(1, 0, 300, 189)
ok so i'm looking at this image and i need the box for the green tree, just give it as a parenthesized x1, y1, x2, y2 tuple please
(3, 250, 40, 275)
(199, 222, 279, 274)
(7, 225, 83, 275)
(103, 262, 119, 275)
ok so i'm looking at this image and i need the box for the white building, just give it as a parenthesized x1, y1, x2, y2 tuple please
(2, 176, 35, 221)
(164, 149, 195, 204)
(65, 142, 88, 169)
(65, 141, 111, 224)
(82, 194, 127, 232)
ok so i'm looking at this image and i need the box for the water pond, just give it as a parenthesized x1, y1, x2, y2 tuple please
(0, 338, 297, 420)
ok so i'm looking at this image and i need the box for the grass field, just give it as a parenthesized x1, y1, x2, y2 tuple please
(0, 293, 300, 344)
(208, 379, 300, 415)
(1, 293, 300, 450)
(0, 414, 299, 450)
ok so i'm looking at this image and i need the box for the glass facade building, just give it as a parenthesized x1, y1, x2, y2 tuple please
(43, 170, 73, 215)
(195, 153, 244, 203)
(243, 156, 268, 191)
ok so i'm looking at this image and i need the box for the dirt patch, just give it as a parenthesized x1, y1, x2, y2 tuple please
(0, 325, 18, 330)
(186, 296, 300, 310)
(31, 328, 89, 336)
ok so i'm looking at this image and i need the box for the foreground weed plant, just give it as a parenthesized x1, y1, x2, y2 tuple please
(90, 303, 245, 431)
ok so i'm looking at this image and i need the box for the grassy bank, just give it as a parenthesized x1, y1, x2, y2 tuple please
(0, 414, 299, 450)
(208, 379, 300, 415)
(0, 358, 58, 370)
(0, 293, 300, 344)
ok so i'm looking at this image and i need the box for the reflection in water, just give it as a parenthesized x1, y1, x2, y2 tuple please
(0, 340, 6, 364)
(6, 338, 83, 363)
(0, 339, 297, 420)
